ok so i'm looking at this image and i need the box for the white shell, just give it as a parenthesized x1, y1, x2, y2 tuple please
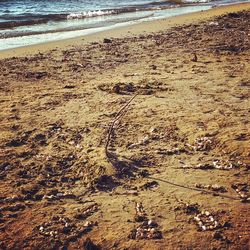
(194, 216, 200, 222)
(148, 220, 153, 226)
(209, 216, 214, 222)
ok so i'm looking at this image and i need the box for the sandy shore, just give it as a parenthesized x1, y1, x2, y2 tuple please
(0, 3, 250, 250)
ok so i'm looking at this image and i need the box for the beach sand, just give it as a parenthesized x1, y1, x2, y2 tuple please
(0, 3, 249, 249)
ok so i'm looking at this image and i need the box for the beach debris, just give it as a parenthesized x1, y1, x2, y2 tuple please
(175, 201, 223, 231)
(129, 219, 162, 240)
(188, 136, 213, 151)
(6, 138, 26, 147)
(38, 217, 73, 237)
(212, 159, 245, 170)
(83, 238, 100, 250)
(193, 210, 221, 231)
(0, 172, 6, 180)
(103, 38, 112, 44)
(24, 71, 48, 79)
(195, 183, 227, 193)
(234, 133, 247, 141)
(134, 202, 147, 222)
(64, 85, 76, 89)
(123, 72, 140, 77)
(181, 202, 200, 215)
(231, 183, 250, 202)
(98, 81, 171, 95)
(208, 21, 219, 26)
(155, 147, 186, 155)
(149, 127, 158, 134)
(0, 213, 4, 223)
(159, 125, 179, 140)
(37, 216, 97, 239)
(197, 163, 219, 170)
(140, 181, 159, 190)
(1, 203, 26, 212)
(0, 162, 12, 173)
(212, 159, 234, 170)
(213, 231, 231, 242)
(98, 82, 136, 95)
(180, 163, 212, 170)
(74, 204, 99, 220)
(191, 53, 198, 62)
(150, 64, 157, 70)
(127, 135, 150, 149)
(42, 192, 77, 201)
(174, 202, 198, 221)
(180, 159, 243, 170)
(129, 202, 162, 239)
(113, 82, 136, 94)
(1, 195, 24, 203)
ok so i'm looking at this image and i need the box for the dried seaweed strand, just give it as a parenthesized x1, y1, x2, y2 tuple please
(147, 176, 241, 201)
(105, 93, 138, 158)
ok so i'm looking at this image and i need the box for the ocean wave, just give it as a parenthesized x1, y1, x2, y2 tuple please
(0, 13, 67, 29)
(0, 0, 206, 29)
(182, 0, 212, 3)
(0, 13, 154, 39)
(65, 3, 180, 20)
(67, 10, 116, 20)
(0, 6, 164, 29)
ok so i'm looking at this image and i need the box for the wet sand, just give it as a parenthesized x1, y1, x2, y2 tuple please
(0, 3, 250, 250)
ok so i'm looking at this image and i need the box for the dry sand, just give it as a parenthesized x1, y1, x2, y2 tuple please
(0, 3, 250, 250)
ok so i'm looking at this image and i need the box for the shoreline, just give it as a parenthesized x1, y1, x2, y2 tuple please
(0, 2, 249, 59)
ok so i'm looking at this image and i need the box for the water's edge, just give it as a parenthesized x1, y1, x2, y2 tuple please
(0, 1, 249, 51)
(0, 6, 212, 51)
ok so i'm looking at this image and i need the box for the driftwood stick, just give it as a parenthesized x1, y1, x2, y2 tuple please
(105, 93, 138, 158)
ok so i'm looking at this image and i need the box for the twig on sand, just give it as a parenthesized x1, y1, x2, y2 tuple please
(147, 176, 242, 201)
(105, 93, 138, 159)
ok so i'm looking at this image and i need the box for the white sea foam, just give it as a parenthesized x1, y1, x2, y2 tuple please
(67, 10, 116, 20)
(182, 0, 212, 3)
